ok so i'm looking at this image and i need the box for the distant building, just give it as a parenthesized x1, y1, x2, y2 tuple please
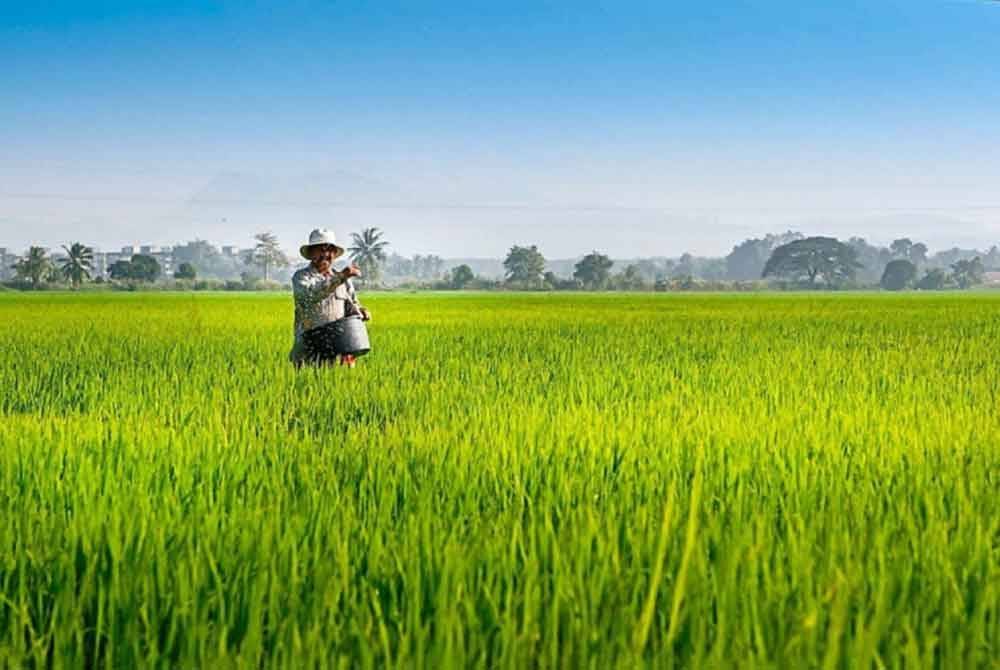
(0, 247, 13, 280)
(121, 245, 137, 256)
(139, 245, 173, 256)
(221, 245, 240, 257)
(90, 250, 110, 277)
(152, 249, 174, 275)
(984, 271, 1000, 286)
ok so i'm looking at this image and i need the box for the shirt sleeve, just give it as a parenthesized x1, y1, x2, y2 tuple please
(293, 271, 345, 304)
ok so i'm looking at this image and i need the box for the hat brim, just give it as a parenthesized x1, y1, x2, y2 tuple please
(300, 243, 345, 260)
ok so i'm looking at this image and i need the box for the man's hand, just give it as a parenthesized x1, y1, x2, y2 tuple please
(340, 263, 362, 280)
(359, 307, 372, 322)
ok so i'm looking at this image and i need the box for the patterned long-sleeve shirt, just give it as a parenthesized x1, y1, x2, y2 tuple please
(289, 265, 362, 361)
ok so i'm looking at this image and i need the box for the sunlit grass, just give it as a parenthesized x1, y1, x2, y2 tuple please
(1, 291, 997, 668)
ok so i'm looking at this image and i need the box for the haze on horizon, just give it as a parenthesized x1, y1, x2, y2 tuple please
(2, 1, 999, 259)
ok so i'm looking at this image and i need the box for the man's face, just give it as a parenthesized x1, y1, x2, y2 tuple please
(309, 245, 337, 273)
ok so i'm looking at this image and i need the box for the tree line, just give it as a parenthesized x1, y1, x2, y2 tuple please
(485, 236, 991, 291)
(4, 228, 996, 291)
(3, 228, 392, 290)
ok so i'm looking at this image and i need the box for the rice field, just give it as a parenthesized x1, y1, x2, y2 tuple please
(0, 291, 997, 668)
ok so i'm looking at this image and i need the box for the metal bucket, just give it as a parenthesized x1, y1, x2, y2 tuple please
(302, 315, 371, 359)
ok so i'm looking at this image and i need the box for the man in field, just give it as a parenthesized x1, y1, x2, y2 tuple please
(289, 229, 371, 367)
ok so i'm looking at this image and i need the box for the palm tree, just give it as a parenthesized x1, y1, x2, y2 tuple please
(60, 242, 94, 288)
(13, 247, 52, 287)
(246, 232, 289, 281)
(348, 227, 389, 284)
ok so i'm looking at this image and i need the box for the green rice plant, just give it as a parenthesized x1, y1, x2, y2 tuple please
(0, 292, 997, 668)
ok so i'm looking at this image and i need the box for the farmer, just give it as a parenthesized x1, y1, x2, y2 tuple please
(289, 228, 371, 367)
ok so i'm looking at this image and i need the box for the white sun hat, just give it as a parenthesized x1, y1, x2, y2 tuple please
(299, 228, 345, 260)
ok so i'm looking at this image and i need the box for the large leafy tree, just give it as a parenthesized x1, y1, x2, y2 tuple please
(951, 256, 985, 289)
(245, 232, 289, 281)
(909, 242, 929, 265)
(880, 259, 917, 291)
(108, 259, 132, 280)
(930, 247, 978, 268)
(573, 251, 614, 289)
(890, 238, 929, 266)
(725, 231, 803, 280)
(503, 245, 546, 286)
(449, 264, 475, 289)
(348, 228, 390, 283)
(13, 246, 52, 286)
(916, 268, 949, 290)
(762, 237, 862, 287)
(60, 242, 94, 288)
(889, 238, 914, 259)
(129, 255, 162, 282)
(174, 262, 197, 280)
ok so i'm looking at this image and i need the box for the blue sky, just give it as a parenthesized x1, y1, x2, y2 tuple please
(1, 1, 999, 257)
